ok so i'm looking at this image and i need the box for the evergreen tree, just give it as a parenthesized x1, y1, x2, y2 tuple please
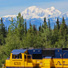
(42, 17, 48, 29)
(59, 17, 67, 47)
(23, 23, 34, 48)
(59, 17, 67, 37)
(17, 13, 24, 40)
(24, 21, 27, 34)
(48, 19, 51, 31)
(33, 25, 37, 35)
(0, 18, 7, 45)
(56, 18, 60, 31)
(39, 23, 41, 31)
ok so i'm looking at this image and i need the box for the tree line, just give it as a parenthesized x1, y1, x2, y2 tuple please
(0, 13, 68, 67)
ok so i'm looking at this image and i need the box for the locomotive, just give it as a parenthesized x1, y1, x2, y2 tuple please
(5, 48, 68, 68)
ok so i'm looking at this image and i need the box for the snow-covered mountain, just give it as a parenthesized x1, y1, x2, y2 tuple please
(1, 6, 68, 29)
(21, 6, 61, 19)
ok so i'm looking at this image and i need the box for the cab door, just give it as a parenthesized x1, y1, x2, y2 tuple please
(24, 54, 33, 68)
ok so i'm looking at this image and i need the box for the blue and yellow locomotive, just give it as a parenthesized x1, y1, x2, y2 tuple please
(5, 48, 68, 68)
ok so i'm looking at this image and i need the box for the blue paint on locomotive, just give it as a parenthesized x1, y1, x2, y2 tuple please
(55, 49, 62, 58)
(63, 50, 68, 58)
(54, 49, 68, 58)
(28, 49, 42, 54)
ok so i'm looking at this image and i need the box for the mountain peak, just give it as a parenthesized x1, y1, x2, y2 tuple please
(26, 6, 38, 12)
(50, 6, 55, 10)
(28, 6, 37, 9)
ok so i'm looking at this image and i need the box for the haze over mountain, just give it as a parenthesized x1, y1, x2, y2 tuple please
(1, 6, 68, 29)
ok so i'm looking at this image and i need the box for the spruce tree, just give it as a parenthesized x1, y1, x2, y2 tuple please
(24, 21, 27, 34)
(33, 25, 37, 35)
(39, 23, 41, 31)
(48, 19, 51, 31)
(17, 13, 24, 40)
(56, 18, 60, 31)
(42, 17, 47, 29)
(60, 17, 67, 36)
(0, 18, 7, 45)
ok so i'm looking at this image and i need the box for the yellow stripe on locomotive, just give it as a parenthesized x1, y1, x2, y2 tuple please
(5, 48, 68, 68)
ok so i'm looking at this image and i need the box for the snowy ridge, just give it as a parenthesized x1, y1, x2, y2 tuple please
(3, 15, 17, 18)
(61, 12, 68, 19)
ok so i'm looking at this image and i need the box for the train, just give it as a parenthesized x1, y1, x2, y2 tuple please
(5, 48, 68, 68)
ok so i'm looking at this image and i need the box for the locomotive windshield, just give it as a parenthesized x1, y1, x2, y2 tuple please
(12, 53, 22, 59)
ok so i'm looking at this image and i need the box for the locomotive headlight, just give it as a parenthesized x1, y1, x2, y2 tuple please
(37, 60, 40, 63)
(40, 62, 42, 65)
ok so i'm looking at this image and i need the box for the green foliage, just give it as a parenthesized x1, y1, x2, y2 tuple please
(0, 18, 7, 45)
(0, 13, 68, 68)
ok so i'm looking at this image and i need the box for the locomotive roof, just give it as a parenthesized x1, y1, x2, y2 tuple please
(11, 49, 27, 55)
(11, 48, 68, 55)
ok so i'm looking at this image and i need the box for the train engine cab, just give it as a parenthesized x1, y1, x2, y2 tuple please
(5, 49, 33, 68)
(5, 49, 43, 68)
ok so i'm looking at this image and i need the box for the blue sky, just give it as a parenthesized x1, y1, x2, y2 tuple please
(0, 0, 68, 17)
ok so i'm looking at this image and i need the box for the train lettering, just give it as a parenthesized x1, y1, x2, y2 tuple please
(14, 62, 21, 65)
(56, 61, 68, 66)
(56, 61, 62, 65)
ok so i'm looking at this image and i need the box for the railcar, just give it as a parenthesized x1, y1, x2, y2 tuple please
(5, 48, 68, 68)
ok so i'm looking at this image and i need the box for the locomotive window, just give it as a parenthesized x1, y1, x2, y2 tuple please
(24, 55, 26, 59)
(24, 55, 31, 59)
(12, 53, 22, 59)
(27, 55, 31, 59)
(42, 50, 55, 57)
(32, 54, 42, 59)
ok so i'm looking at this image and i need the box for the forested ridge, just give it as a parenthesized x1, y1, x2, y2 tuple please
(0, 13, 68, 67)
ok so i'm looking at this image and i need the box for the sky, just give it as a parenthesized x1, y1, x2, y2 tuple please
(0, 0, 68, 17)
